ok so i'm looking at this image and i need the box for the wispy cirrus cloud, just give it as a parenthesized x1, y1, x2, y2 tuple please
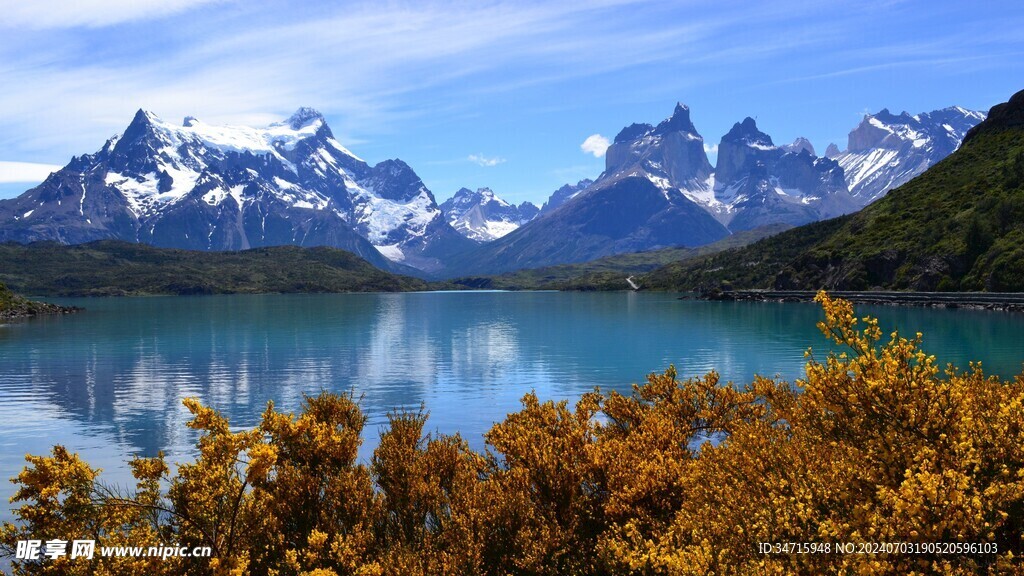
(468, 154, 506, 167)
(580, 134, 610, 158)
(0, 0, 226, 29)
(0, 0, 826, 161)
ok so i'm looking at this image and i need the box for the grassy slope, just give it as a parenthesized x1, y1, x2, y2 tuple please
(444, 224, 791, 291)
(0, 240, 429, 296)
(642, 112, 1024, 292)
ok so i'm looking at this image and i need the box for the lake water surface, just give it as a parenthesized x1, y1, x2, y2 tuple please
(2, 292, 1023, 519)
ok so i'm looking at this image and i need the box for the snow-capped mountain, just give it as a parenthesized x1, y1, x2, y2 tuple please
(439, 187, 540, 242)
(711, 117, 858, 231)
(833, 106, 986, 203)
(0, 108, 472, 272)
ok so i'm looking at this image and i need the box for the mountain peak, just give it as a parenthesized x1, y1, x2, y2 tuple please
(135, 108, 157, 120)
(781, 137, 815, 156)
(870, 108, 914, 124)
(286, 107, 325, 130)
(614, 122, 654, 144)
(126, 108, 160, 129)
(653, 102, 698, 136)
(117, 109, 165, 150)
(723, 117, 773, 147)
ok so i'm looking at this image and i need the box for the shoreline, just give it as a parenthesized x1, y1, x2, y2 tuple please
(695, 290, 1024, 312)
(0, 299, 82, 321)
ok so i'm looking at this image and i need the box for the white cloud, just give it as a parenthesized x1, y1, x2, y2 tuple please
(468, 154, 506, 167)
(580, 134, 611, 157)
(0, 0, 224, 29)
(703, 143, 718, 154)
(0, 161, 62, 183)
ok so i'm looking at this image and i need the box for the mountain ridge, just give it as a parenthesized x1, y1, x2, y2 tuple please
(639, 88, 1024, 292)
(0, 107, 473, 274)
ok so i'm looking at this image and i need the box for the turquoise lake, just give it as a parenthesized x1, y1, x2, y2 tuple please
(2, 291, 1023, 519)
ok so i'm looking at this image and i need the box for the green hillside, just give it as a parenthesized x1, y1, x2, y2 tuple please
(0, 241, 429, 296)
(643, 88, 1024, 292)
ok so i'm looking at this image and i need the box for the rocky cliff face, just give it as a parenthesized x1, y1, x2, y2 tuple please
(0, 108, 473, 273)
(714, 117, 778, 186)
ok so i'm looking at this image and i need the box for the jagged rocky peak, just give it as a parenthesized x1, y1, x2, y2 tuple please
(541, 179, 593, 214)
(714, 117, 778, 186)
(604, 101, 712, 187)
(118, 109, 161, 142)
(107, 109, 175, 175)
(614, 123, 655, 144)
(440, 186, 538, 242)
(363, 159, 433, 203)
(824, 143, 842, 158)
(285, 106, 326, 129)
(652, 102, 698, 136)
(443, 187, 506, 211)
(781, 137, 815, 156)
(518, 201, 540, 221)
(847, 109, 908, 152)
(722, 117, 774, 147)
(925, 106, 988, 134)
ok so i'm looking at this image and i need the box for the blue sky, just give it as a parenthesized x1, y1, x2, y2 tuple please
(0, 0, 1021, 205)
